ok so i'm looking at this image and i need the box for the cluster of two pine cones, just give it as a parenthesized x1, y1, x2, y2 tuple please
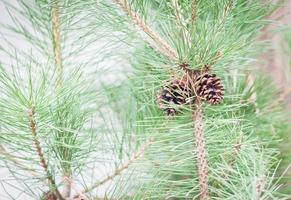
(157, 68, 224, 116)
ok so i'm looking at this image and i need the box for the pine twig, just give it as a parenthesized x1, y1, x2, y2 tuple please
(191, 0, 199, 25)
(193, 101, 209, 200)
(83, 139, 153, 193)
(170, 0, 192, 48)
(51, 0, 63, 88)
(113, 0, 179, 61)
(255, 176, 266, 199)
(63, 177, 90, 200)
(63, 176, 72, 199)
(28, 107, 64, 200)
(52, 1, 72, 198)
(217, 0, 234, 31)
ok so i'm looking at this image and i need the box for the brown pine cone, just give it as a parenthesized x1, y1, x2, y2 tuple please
(196, 73, 224, 104)
(157, 79, 194, 115)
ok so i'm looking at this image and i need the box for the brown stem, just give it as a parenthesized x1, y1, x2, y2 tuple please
(217, 0, 233, 30)
(51, 2, 72, 198)
(65, 177, 90, 200)
(171, 0, 192, 47)
(193, 102, 209, 200)
(51, 0, 63, 88)
(83, 139, 153, 193)
(191, 0, 199, 25)
(179, 62, 192, 72)
(113, 0, 178, 61)
(63, 175, 72, 199)
(28, 108, 64, 200)
(255, 176, 266, 199)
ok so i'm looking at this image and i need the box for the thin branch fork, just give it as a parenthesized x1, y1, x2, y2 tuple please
(83, 139, 153, 194)
(192, 101, 209, 200)
(28, 107, 64, 200)
(113, 0, 179, 61)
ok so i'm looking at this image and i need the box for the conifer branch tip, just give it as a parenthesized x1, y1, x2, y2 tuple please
(28, 107, 64, 200)
(113, 0, 179, 61)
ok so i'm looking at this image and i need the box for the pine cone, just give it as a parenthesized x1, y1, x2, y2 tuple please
(196, 73, 224, 104)
(157, 79, 193, 115)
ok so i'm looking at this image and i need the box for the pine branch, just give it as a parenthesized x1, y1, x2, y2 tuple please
(28, 107, 64, 200)
(113, 0, 179, 61)
(62, 176, 72, 199)
(51, 0, 63, 88)
(64, 177, 90, 200)
(51, 1, 72, 198)
(216, 0, 234, 31)
(83, 139, 153, 194)
(256, 176, 266, 198)
(191, 0, 199, 25)
(170, 0, 191, 48)
(192, 101, 209, 200)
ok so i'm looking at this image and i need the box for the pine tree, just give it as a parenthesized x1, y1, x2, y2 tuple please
(0, 0, 290, 200)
